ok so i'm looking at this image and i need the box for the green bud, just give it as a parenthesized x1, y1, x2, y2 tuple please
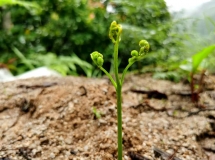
(91, 51, 104, 66)
(110, 21, 117, 28)
(131, 50, 138, 57)
(138, 40, 150, 55)
(98, 52, 103, 58)
(139, 40, 150, 49)
(97, 57, 104, 67)
(109, 21, 122, 44)
(90, 51, 98, 60)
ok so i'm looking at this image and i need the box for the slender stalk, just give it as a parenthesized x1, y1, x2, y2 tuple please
(116, 84, 122, 160)
(113, 28, 123, 160)
(121, 62, 134, 84)
(99, 66, 117, 89)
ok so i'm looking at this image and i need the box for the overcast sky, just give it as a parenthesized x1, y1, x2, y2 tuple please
(165, 0, 211, 11)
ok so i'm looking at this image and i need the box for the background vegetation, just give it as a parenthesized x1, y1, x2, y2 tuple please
(0, 0, 214, 80)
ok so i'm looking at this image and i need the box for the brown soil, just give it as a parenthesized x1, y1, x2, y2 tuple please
(0, 74, 215, 160)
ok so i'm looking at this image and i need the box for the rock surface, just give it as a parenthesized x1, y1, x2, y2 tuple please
(0, 74, 215, 160)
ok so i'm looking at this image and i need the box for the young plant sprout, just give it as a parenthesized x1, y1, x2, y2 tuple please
(91, 21, 150, 160)
(92, 107, 101, 119)
(180, 45, 215, 104)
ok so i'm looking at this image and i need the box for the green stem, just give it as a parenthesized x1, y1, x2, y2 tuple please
(114, 32, 121, 86)
(99, 66, 117, 89)
(113, 29, 123, 160)
(121, 62, 134, 84)
(116, 84, 123, 160)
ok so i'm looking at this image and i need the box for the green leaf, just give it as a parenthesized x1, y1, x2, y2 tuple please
(70, 54, 93, 77)
(68, 63, 77, 71)
(192, 45, 215, 73)
(12, 47, 35, 70)
(0, 0, 42, 14)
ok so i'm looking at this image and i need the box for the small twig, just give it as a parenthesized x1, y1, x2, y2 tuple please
(17, 82, 58, 89)
(128, 151, 150, 160)
(187, 108, 215, 117)
(153, 147, 182, 160)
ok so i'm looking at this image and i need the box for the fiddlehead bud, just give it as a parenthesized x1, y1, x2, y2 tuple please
(139, 40, 148, 47)
(97, 56, 104, 67)
(131, 50, 138, 57)
(128, 40, 150, 63)
(90, 51, 104, 67)
(139, 40, 150, 54)
(109, 21, 122, 44)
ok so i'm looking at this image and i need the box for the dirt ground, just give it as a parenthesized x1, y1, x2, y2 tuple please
(0, 73, 215, 160)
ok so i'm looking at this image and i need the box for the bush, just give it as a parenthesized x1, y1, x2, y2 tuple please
(0, 0, 180, 75)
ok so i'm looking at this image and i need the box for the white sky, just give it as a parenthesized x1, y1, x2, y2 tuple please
(165, 0, 211, 11)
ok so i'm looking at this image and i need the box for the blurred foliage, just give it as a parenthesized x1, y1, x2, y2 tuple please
(0, 0, 187, 77)
(0, 0, 41, 15)
(0, 0, 113, 75)
(12, 47, 93, 76)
